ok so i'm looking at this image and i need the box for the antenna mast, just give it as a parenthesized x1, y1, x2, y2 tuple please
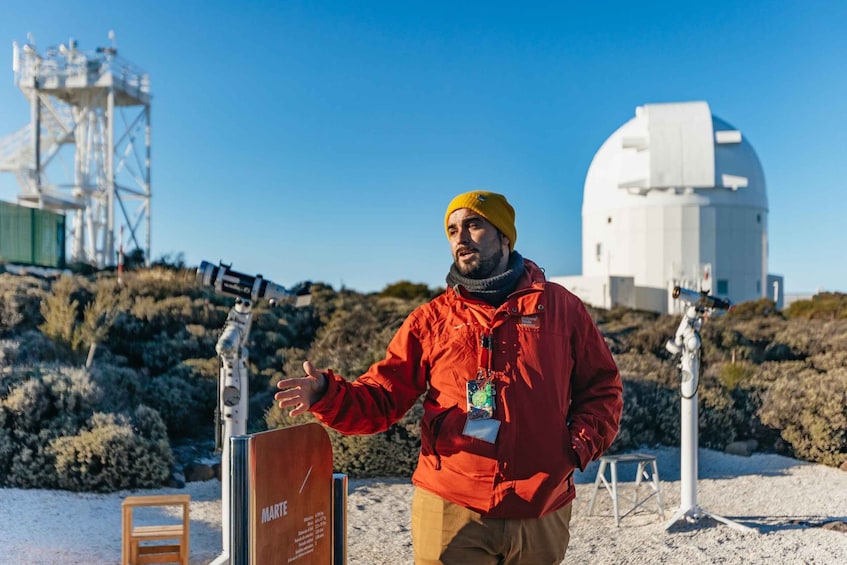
(1, 31, 152, 267)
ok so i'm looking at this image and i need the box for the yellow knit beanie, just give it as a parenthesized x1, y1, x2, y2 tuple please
(444, 191, 516, 251)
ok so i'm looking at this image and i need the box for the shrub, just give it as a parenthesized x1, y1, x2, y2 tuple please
(50, 408, 173, 492)
(615, 315, 679, 356)
(613, 352, 677, 388)
(697, 384, 741, 449)
(303, 294, 412, 378)
(0, 366, 100, 434)
(36, 274, 129, 365)
(0, 366, 100, 488)
(87, 363, 145, 413)
(786, 292, 847, 320)
(379, 281, 435, 300)
(5, 264, 847, 485)
(38, 275, 85, 356)
(1, 330, 66, 366)
(265, 399, 422, 478)
(139, 363, 216, 439)
(612, 379, 679, 451)
(326, 421, 420, 477)
(727, 298, 781, 320)
(758, 367, 847, 467)
(120, 266, 200, 301)
(0, 427, 15, 478)
(717, 361, 755, 391)
(0, 273, 46, 335)
(0, 365, 175, 490)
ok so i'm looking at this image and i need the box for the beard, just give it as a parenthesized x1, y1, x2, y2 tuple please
(454, 247, 504, 279)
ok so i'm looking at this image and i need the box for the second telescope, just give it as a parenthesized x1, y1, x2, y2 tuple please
(672, 286, 732, 311)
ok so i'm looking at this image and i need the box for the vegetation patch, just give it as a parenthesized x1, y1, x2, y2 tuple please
(0, 267, 844, 490)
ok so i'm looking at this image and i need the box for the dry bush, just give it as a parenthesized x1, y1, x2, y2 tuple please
(50, 408, 173, 492)
(0, 365, 177, 490)
(139, 363, 216, 439)
(0, 330, 65, 366)
(613, 379, 679, 451)
(303, 295, 410, 379)
(613, 352, 677, 388)
(0, 273, 46, 335)
(727, 298, 781, 320)
(263, 289, 421, 478)
(759, 367, 847, 466)
(613, 315, 679, 356)
(38, 275, 85, 355)
(715, 360, 756, 391)
(265, 398, 422, 478)
(0, 366, 98, 488)
(697, 384, 742, 449)
(786, 292, 847, 320)
(36, 274, 129, 365)
(379, 280, 436, 300)
(5, 266, 847, 482)
(120, 267, 199, 301)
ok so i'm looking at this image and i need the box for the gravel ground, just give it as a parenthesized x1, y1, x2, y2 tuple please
(1, 447, 845, 564)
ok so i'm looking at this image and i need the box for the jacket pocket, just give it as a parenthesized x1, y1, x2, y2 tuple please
(421, 402, 458, 470)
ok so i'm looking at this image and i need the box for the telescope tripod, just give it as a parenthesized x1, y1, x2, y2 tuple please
(664, 304, 754, 533)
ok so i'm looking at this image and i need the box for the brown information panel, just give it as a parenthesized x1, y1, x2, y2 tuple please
(250, 423, 333, 564)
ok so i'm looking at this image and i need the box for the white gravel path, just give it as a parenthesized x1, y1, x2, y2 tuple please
(1, 447, 845, 564)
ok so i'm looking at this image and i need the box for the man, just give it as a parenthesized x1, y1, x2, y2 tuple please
(276, 190, 622, 564)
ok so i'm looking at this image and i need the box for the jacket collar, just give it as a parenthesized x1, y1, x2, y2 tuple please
(450, 257, 546, 302)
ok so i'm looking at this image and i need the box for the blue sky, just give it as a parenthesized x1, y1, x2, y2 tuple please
(1, 1, 845, 295)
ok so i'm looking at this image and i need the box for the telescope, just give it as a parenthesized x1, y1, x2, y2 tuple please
(197, 260, 310, 306)
(197, 260, 311, 564)
(664, 285, 753, 533)
(672, 286, 732, 312)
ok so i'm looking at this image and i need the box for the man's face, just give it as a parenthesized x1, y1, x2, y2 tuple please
(446, 208, 510, 279)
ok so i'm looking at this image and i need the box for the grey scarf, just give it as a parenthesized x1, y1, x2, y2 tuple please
(446, 251, 525, 306)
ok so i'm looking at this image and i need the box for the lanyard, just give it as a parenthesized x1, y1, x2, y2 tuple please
(464, 302, 503, 382)
(478, 330, 493, 381)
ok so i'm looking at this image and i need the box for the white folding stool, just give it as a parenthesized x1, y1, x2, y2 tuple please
(586, 453, 665, 526)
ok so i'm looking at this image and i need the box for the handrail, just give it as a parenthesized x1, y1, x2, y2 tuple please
(14, 43, 150, 95)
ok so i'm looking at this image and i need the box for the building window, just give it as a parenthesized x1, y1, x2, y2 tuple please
(607, 216, 612, 224)
(757, 213, 761, 223)
(596, 243, 602, 262)
(717, 279, 729, 295)
(757, 280, 761, 293)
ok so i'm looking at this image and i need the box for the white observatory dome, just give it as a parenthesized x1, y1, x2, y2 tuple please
(584, 101, 767, 211)
(580, 101, 769, 312)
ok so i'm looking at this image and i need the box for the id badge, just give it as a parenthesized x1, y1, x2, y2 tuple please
(464, 379, 499, 443)
(466, 379, 495, 420)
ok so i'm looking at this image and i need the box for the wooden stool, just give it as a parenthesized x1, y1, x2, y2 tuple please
(586, 453, 664, 526)
(121, 494, 190, 564)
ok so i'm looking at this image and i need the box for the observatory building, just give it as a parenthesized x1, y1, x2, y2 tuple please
(551, 101, 783, 313)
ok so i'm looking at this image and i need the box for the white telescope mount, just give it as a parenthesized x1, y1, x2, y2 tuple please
(210, 296, 253, 565)
(196, 260, 311, 565)
(664, 286, 754, 533)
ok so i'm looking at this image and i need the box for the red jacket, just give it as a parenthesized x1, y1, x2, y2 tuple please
(310, 259, 622, 518)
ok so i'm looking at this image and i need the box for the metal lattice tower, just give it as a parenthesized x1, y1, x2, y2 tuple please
(0, 31, 151, 267)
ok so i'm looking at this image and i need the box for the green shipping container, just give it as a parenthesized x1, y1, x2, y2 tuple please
(0, 201, 66, 268)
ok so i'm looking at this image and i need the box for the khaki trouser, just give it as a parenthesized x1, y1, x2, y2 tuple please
(411, 487, 572, 565)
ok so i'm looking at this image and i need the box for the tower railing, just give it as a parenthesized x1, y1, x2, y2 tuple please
(14, 43, 150, 99)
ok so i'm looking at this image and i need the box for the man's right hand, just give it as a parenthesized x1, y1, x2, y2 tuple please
(274, 360, 328, 417)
